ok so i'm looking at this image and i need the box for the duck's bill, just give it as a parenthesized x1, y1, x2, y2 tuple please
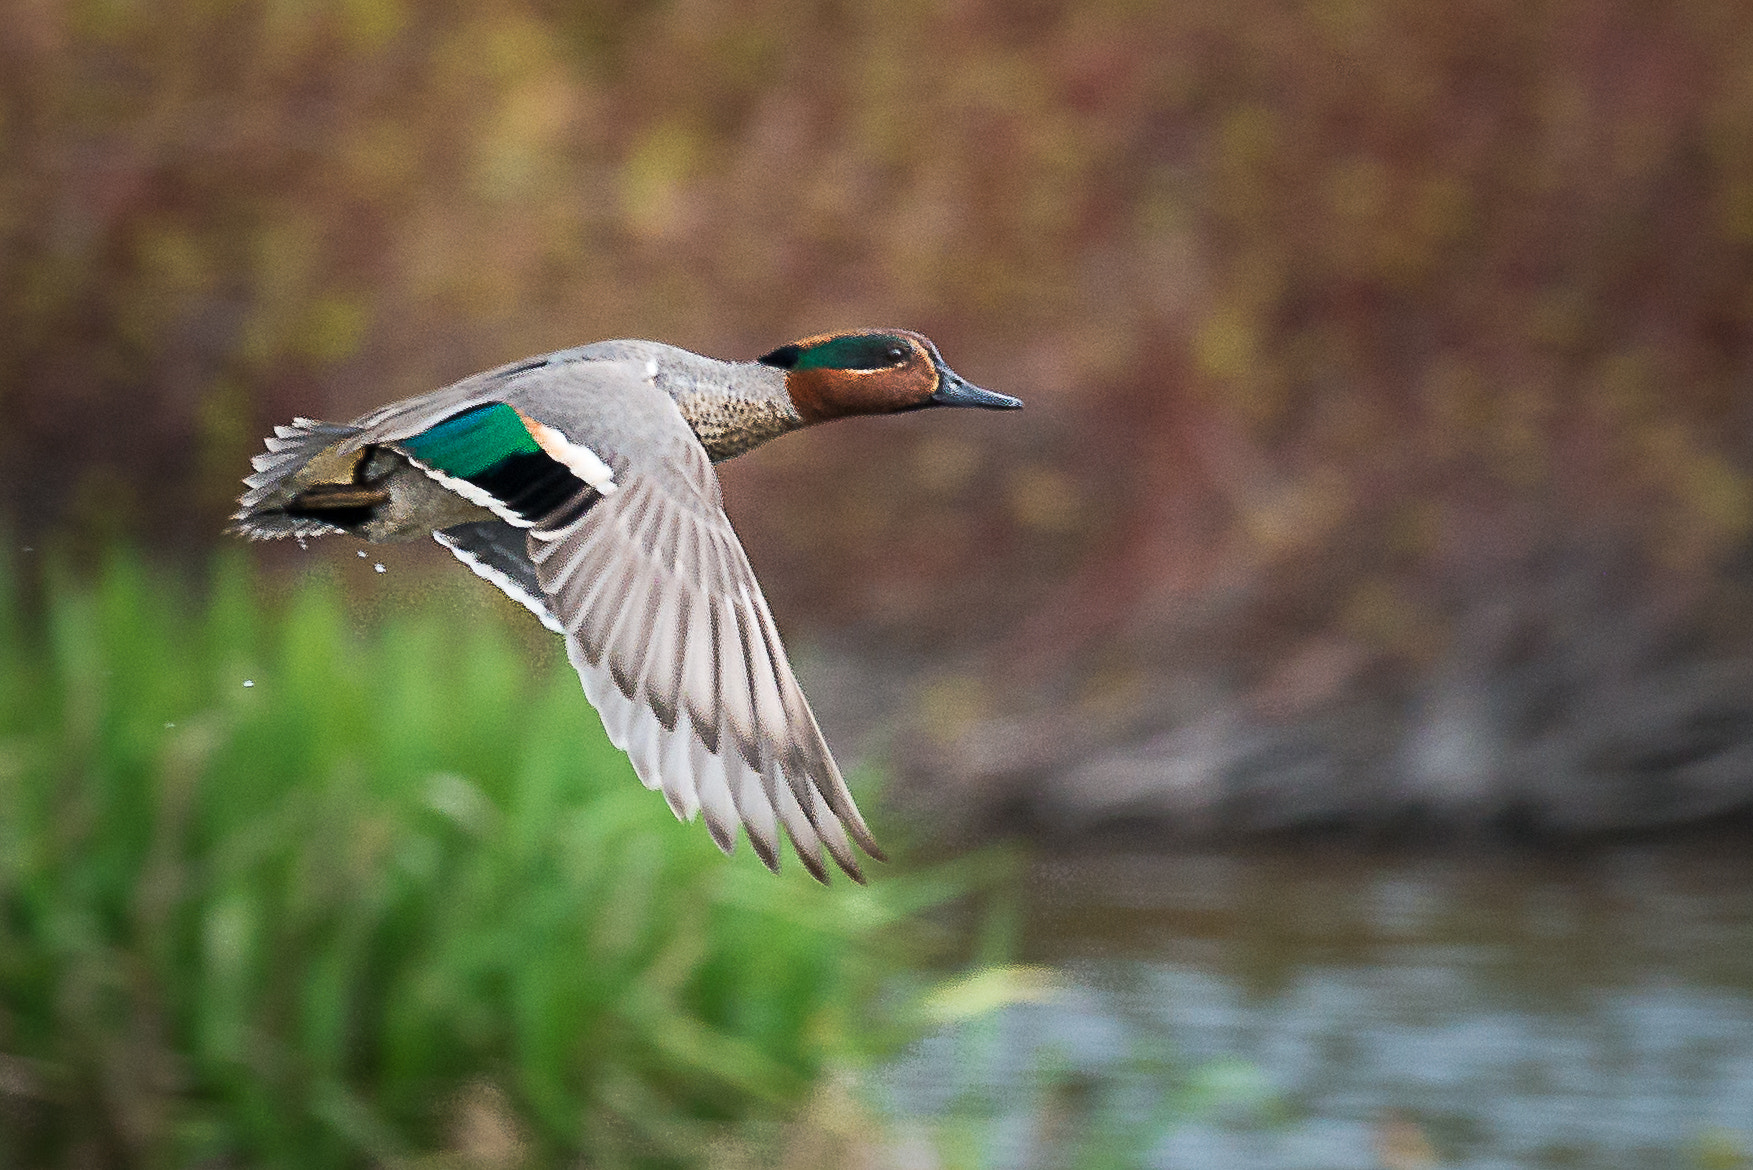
(931, 371, 1023, 410)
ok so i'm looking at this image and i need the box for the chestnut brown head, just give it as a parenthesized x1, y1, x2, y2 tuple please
(759, 329, 1021, 424)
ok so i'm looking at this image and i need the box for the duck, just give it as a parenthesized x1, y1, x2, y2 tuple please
(230, 329, 1021, 883)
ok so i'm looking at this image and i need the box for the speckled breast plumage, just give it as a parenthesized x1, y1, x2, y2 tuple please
(675, 391, 802, 462)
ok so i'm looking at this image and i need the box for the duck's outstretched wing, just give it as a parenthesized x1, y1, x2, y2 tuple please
(524, 452, 881, 882)
(371, 355, 882, 882)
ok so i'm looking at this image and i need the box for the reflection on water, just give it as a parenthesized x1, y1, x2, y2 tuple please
(882, 842, 1753, 1168)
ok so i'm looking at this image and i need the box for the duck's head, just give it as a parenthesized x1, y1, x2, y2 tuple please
(758, 329, 1021, 424)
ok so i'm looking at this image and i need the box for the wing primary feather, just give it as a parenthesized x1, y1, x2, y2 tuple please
(661, 769, 698, 822)
(713, 596, 755, 764)
(736, 594, 793, 765)
(737, 598, 819, 824)
(643, 685, 698, 821)
(680, 539, 721, 752)
(654, 502, 683, 565)
(568, 538, 635, 665)
(639, 493, 674, 559)
(719, 594, 765, 773)
(731, 745, 780, 872)
(695, 533, 738, 756)
(684, 615, 719, 752)
(771, 760, 829, 885)
(749, 595, 885, 860)
(659, 717, 710, 833)
(602, 559, 658, 699)
(643, 588, 684, 731)
(555, 566, 609, 663)
(803, 770, 864, 883)
(618, 478, 658, 543)
(565, 636, 634, 755)
(693, 734, 740, 856)
(626, 691, 667, 796)
(630, 560, 668, 689)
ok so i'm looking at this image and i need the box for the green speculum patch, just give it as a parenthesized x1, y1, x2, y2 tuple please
(400, 402, 586, 523)
(400, 403, 541, 479)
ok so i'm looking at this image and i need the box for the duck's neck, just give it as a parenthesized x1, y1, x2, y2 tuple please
(665, 358, 804, 462)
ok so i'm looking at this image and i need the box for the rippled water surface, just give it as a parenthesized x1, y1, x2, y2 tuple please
(881, 842, 1753, 1168)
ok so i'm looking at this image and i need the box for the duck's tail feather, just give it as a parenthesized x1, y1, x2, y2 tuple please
(228, 418, 366, 540)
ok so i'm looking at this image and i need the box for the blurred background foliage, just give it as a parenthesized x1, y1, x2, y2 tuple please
(9, 0, 1753, 1162)
(11, 0, 1751, 624)
(5, 0, 1753, 597)
(0, 549, 982, 1166)
(12, 0, 1753, 832)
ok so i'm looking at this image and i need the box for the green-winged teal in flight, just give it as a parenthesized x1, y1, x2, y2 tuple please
(231, 330, 1021, 882)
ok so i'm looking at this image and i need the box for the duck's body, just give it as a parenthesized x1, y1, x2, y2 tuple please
(232, 330, 1019, 882)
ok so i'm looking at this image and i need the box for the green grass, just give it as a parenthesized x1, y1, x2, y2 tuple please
(0, 547, 964, 1168)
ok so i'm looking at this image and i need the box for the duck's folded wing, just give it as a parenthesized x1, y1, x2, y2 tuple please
(523, 442, 883, 883)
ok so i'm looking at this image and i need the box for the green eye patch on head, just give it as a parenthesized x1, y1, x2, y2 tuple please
(759, 334, 912, 371)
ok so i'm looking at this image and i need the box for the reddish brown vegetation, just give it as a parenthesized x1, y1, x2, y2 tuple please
(6, 0, 1753, 830)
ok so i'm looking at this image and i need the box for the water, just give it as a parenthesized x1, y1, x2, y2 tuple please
(881, 841, 1753, 1168)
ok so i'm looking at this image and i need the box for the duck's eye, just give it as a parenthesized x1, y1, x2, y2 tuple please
(886, 345, 907, 363)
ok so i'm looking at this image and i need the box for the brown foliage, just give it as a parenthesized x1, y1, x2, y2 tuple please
(7, 0, 1753, 825)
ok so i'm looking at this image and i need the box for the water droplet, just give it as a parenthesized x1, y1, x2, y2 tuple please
(242, 679, 255, 688)
(374, 563, 386, 573)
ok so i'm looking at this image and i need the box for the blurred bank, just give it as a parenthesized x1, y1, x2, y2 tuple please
(6, 0, 1753, 851)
